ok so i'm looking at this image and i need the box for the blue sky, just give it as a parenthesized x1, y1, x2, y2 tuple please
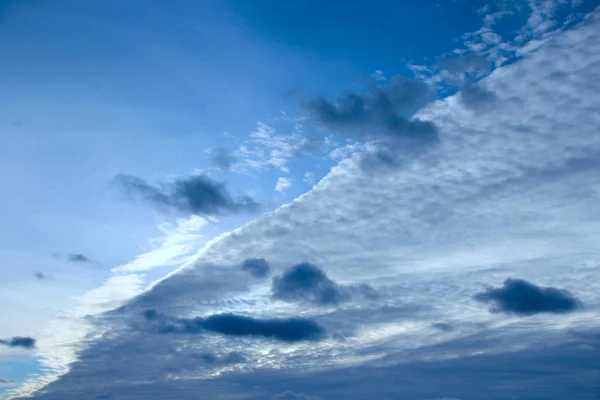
(1, 0, 600, 399)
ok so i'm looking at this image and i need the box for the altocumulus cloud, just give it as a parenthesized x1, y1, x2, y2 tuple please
(115, 173, 260, 217)
(143, 310, 325, 342)
(272, 263, 376, 306)
(0, 336, 36, 349)
(474, 278, 583, 316)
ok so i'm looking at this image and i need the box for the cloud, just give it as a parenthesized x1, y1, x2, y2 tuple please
(307, 75, 438, 143)
(115, 173, 260, 217)
(275, 177, 293, 194)
(143, 310, 325, 342)
(303, 172, 315, 185)
(272, 391, 324, 400)
(207, 147, 236, 171)
(271, 263, 344, 306)
(33, 271, 48, 280)
(474, 278, 583, 315)
(271, 263, 375, 306)
(459, 82, 498, 110)
(241, 258, 271, 278)
(0, 336, 36, 349)
(67, 253, 92, 263)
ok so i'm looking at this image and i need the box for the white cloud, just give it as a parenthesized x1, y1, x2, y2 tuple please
(303, 172, 315, 185)
(275, 177, 292, 194)
(9, 7, 600, 400)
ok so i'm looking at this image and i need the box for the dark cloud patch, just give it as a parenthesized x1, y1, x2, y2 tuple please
(307, 75, 437, 143)
(272, 263, 344, 306)
(474, 278, 583, 316)
(460, 82, 498, 111)
(195, 351, 246, 366)
(143, 310, 325, 342)
(208, 147, 236, 171)
(241, 258, 271, 278)
(34, 271, 48, 280)
(67, 253, 92, 263)
(432, 322, 454, 332)
(0, 336, 36, 349)
(115, 174, 260, 217)
(271, 263, 376, 306)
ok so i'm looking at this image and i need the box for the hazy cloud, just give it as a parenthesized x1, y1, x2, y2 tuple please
(115, 174, 260, 217)
(0, 336, 36, 349)
(474, 278, 583, 316)
(241, 258, 271, 278)
(307, 75, 437, 143)
(33, 271, 48, 280)
(275, 177, 293, 194)
(207, 147, 236, 171)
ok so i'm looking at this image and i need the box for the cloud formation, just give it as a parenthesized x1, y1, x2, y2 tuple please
(143, 310, 325, 342)
(0, 336, 36, 349)
(207, 147, 236, 171)
(115, 174, 260, 217)
(67, 253, 92, 263)
(33, 271, 48, 280)
(241, 258, 271, 278)
(307, 75, 437, 143)
(474, 278, 583, 316)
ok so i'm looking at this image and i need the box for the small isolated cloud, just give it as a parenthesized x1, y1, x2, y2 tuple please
(33, 271, 48, 280)
(303, 172, 315, 185)
(271, 263, 376, 306)
(275, 177, 292, 194)
(272, 391, 324, 400)
(143, 310, 325, 342)
(67, 253, 92, 263)
(241, 258, 271, 278)
(207, 147, 236, 171)
(474, 278, 583, 316)
(0, 336, 36, 349)
(272, 263, 344, 306)
(307, 75, 437, 143)
(115, 174, 260, 217)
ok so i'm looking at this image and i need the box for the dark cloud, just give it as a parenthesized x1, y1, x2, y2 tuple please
(195, 351, 246, 366)
(241, 258, 271, 278)
(459, 82, 498, 110)
(67, 253, 92, 263)
(307, 75, 437, 143)
(432, 322, 454, 332)
(474, 278, 583, 316)
(115, 174, 260, 217)
(272, 263, 344, 306)
(271, 263, 377, 306)
(34, 271, 48, 280)
(208, 147, 236, 171)
(0, 336, 36, 349)
(143, 310, 325, 342)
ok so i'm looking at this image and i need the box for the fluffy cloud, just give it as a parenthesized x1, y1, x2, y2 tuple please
(115, 174, 260, 217)
(241, 258, 271, 278)
(474, 278, 583, 315)
(275, 177, 293, 194)
(0, 336, 36, 349)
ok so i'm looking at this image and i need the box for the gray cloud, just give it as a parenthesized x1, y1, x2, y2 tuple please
(34, 271, 48, 280)
(143, 310, 325, 342)
(241, 258, 271, 278)
(459, 82, 498, 111)
(67, 253, 92, 263)
(207, 147, 237, 171)
(271, 263, 376, 306)
(474, 278, 583, 316)
(307, 75, 437, 143)
(272, 391, 324, 400)
(0, 336, 36, 349)
(115, 174, 260, 217)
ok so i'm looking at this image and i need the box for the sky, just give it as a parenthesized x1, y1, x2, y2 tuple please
(1, 0, 600, 399)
